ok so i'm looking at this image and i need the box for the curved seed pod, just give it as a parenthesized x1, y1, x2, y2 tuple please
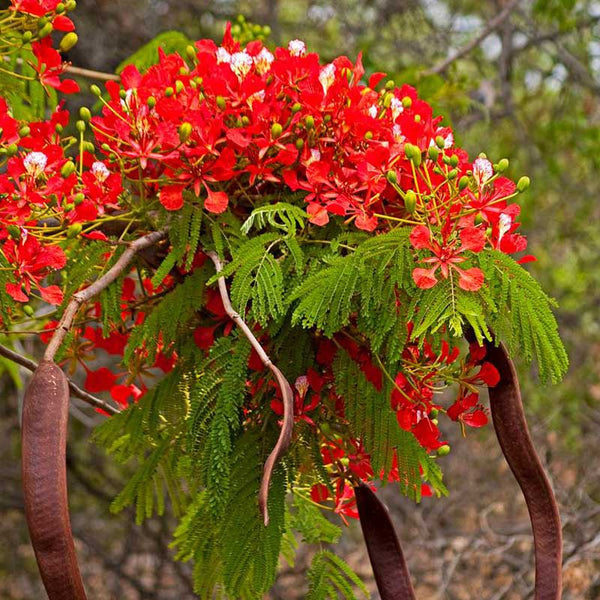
(355, 483, 416, 600)
(21, 360, 88, 600)
(482, 340, 563, 600)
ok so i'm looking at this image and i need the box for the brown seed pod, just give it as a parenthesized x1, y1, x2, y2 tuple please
(483, 339, 563, 600)
(21, 360, 88, 600)
(355, 482, 416, 600)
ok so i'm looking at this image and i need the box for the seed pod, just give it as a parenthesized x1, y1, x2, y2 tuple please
(21, 361, 88, 599)
(355, 483, 416, 600)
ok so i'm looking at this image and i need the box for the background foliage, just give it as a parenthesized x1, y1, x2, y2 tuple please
(1, 1, 599, 598)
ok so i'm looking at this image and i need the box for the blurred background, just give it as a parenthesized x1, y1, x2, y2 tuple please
(1, 0, 599, 598)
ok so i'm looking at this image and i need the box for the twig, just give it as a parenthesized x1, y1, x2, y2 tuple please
(0, 343, 119, 415)
(43, 229, 167, 362)
(65, 64, 120, 82)
(207, 251, 294, 526)
(423, 0, 521, 76)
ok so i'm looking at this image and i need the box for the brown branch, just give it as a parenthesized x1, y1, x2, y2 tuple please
(65, 64, 120, 82)
(423, 0, 521, 76)
(0, 343, 119, 415)
(43, 229, 167, 362)
(207, 251, 294, 526)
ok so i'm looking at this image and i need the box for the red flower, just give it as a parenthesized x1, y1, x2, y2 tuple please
(31, 39, 79, 94)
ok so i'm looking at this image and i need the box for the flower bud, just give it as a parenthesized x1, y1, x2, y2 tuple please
(339, 457, 350, 467)
(401, 96, 412, 108)
(429, 408, 439, 418)
(7, 143, 18, 157)
(60, 161, 76, 177)
(90, 84, 102, 97)
(405, 190, 417, 213)
(65, 0, 77, 10)
(447, 168, 458, 180)
(517, 176, 530, 192)
(385, 80, 395, 90)
(241, 115, 250, 126)
(59, 32, 78, 52)
(295, 138, 304, 150)
(435, 135, 446, 149)
(386, 170, 397, 184)
(119, 89, 127, 99)
(271, 122, 283, 138)
(449, 154, 459, 167)
(178, 122, 192, 143)
(164, 86, 174, 97)
(485, 227, 493, 237)
(474, 213, 485, 225)
(323, 114, 331, 123)
(101, 143, 111, 152)
(7, 225, 21, 240)
(428, 146, 439, 162)
(66, 223, 83, 238)
(437, 444, 451, 457)
(38, 23, 54, 38)
(55, 123, 63, 133)
(79, 106, 91, 121)
(364, 131, 373, 140)
(82, 141, 95, 153)
(305, 115, 314, 130)
(186, 45, 197, 63)
(216, 95, 226, 110)
(175, 80, 185, 94)
(22, 31, 33, 43)
(63, 203, 75, 211)
(431, 418, 439, 425)
(23, 304, 35, 317)
(19, 125, 31, 137)
(56, 2, 66, 13)
(73, 192, 85, 205)
(496, 158, 509, 172)
(458, 176, 469, 191)
(147, 96, 156, 108)
(291, 102, 302, 113)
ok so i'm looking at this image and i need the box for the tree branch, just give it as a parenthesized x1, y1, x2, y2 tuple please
(0, 343, 119, 415)
(207, 251, 294, 526)
(423, 0, 520, 76)
(65, 64, 120, 82)
(43, 229, 167, 362)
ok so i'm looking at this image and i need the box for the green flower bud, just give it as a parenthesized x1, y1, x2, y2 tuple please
(175, 80, 185, 94)
(75, 120, 86, 133)
(431, 418, 439, 425)
(101, 143, 111, 152)
(382, 92, 392, 108)
(241, 115, 250, 126)
(82, 141, 95, 153)
(178, 122, 193, 143)
(496, 158, 509, 172)
(38, 23, 54, 40)
(60, 161, 76, 177)
(447, 168, 458, 180)
(38, 23, 54, 39)
(295, 138, 305, 150)
(65, 0, 77, 10)
(437, 444, 451, 457)
(19, 125, 31, 137)
(405, 189, 417, 213)
(485, 227, 493, 237)
(7, 143, 18, 157)
(216, 95, 226, 110)
(56, 3, 66, 13)
(339, 457, 350, 467)
(449, 154, 459, 167)
(401, 96, 412, 108)
(119, 89, 127, 99)
(55, 123, 63, 134)
(186, 45, 197, 63)
(7, 224, 21, 240)
(458, 175, 469, 192)
(73, 192, 85, 205)
(59, 32, 78, 52)
(90, 84, 102, 97)
(22, 31, 33, 43)
(364, 130, 373, 140)
(263, 25, 272, 37)
(414, 114, 421, 123)
(271, 122, 283, 138)
(305, 115, 314, 130)
(385, 80, 395, 90)
(291, 102, 302, 113)
(429, 408, 439, 418)
(38, 17, 48, 27)
(404, 143, 416, 160)
(474, 213, 485, 225)
(323, 114, 331, 123)
(386, 170, 397, 184)
(79, 106, 91, 122)
(147, 96, 156, 108)
(435, 135, 446, 149)
(164, 86, 174, 97)
(428, 146, 439, 162)
(23, 304, 35, 317)
(66, 222, 83, 238)
(63, 203, 75, 211)
(319, 421, 331, 434)
(517, 176, 530, 192)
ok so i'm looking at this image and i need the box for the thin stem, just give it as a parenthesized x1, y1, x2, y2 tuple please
(43, 229, 167, 362)
(0, 343, 119, 415)
(207, 251, 294, 526)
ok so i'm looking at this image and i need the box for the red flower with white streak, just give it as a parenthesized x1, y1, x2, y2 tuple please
(410, 225, 486, 291)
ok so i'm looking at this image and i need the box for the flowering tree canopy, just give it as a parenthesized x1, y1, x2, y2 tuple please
(0, 3, 568, 598)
